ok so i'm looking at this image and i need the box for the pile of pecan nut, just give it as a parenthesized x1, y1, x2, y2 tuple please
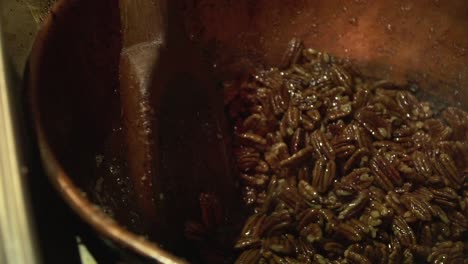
(228, 40, 468, 264)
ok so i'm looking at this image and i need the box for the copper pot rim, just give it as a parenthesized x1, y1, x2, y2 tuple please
(27, 1, 187, 263)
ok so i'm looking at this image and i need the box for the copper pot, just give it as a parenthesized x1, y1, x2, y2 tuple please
(28, 0, 467, 263)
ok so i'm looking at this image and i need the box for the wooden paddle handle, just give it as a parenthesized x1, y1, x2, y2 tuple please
(119, 0, 166, 47)
(118, 0, 167, 232)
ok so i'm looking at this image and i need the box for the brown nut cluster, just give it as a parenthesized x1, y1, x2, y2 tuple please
(228, 39, 468, 263)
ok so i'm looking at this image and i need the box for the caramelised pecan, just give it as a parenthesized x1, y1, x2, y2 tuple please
(290, 128, 305, 154)
(395, 91, 422, 120)
(296, 236, 317, 258)
(265, 234, 296, 255)
(437, 141, 468, 169)
(345, 249, 372, 264)
(261, 209, 293, 236)
(432, 152, 462, 189)
(388, 236, 403, 264)
(280, 38, 304, 69)
(239, 173, 269, 189)
(423, 119, 452, 141)
(429, 187, 458, 208)
(235, 213, 266, 249)
(326, 99, 353, 121)
(235, 249, 262, 264)
(277, 187, 307, 212)
(412, 151, 433, 179)
(392, 216, 416, 247)
(427, 241, 465, 264)
(235, 147, 261, 171)
(310, 131, 336, 160)
(355, 107, 392, 140)
(333, 135, 357, 159)
(242, 113, 269, 135)
(353, 88, 372, 110)
(297, 208, 337, 235)
(335, 219, 369, 242)
(402, 248, 414, 264)
(265, 143, 290, 169)
(344, 147, 370, 173)
(386, 191, 410, 216)
(320, 85, 348, 98)
(300, 223, 323, 243)
(323, 241, 345, 256)
(338, 191, 370, 220)
(351, 123, 373, 150)
(370, 154, 402, 191)
(297, 180, 320, 205)
(279, 146, 313, 168)
(447, 211, 467, 239)
(442, 107, 468, 140)
(312, 158, 336, 193)
(337, 168, 374, 195)
(331, 65, 353, 88)
(400, 193, 433, 221)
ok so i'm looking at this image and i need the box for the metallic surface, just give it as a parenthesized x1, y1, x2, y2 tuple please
(0, 3, 41, 263)
(28, 1, 187, 263)
(28, 0, 468, 263)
